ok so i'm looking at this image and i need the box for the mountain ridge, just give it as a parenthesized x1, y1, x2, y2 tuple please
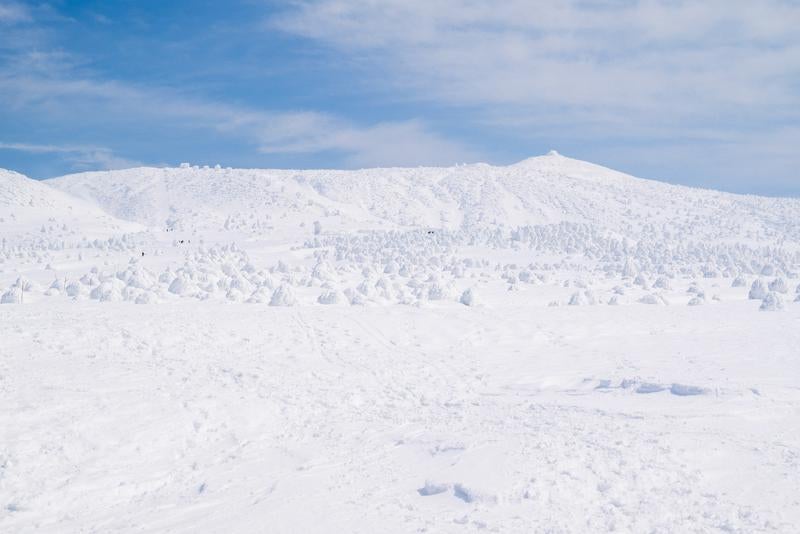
(32, 153, 799, 246)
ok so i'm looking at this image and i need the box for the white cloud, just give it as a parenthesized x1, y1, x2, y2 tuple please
(0, 3, 474, 171)
(252, 115, 474, 167)
(268, 0, 800, 191)
(0, 142, 77, 153)
(0, 1, 29, 24)
(569, 124, 800, 192)
(0, 142, 143, 171)
(0, 72, 474, 169)
(1, 0, 797, 189)
(273, 0, 800, 126)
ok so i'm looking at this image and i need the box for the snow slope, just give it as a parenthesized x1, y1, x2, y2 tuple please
(47, 153, 800, 244)
(27, 153, 799, 308)
(0, 169, 144, 284)
(2, 154, 800, 532)
(2, 302, 799, 532)
(1, 168, 141, 233)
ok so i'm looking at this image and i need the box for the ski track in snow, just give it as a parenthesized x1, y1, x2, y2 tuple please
(2, 154, 800, 532)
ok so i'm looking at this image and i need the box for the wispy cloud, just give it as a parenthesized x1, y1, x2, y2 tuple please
(269, 0, 800, 191)
(0, 2, 474, 173)
(0, 1, 29, 24)
(0, 142, 80, 153)
(251, 114, 473, 167)
(272, 0, 800, 119)
(0, 0, 797, 192)
(0, 141, 143, 171)
(0, 71, 475, 169)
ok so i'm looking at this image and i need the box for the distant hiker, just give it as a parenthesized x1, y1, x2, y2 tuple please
(141, 252, 145, 257)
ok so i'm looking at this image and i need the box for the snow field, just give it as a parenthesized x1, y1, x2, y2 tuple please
(2, 153, 800, 531)
(1, 303, 799, 532)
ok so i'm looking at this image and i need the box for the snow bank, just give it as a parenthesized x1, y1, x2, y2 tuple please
(760, 292, 784, 311)
(269, 285, 297, 306)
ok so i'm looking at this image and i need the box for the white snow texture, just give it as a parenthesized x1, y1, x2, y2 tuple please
(1, 153, 800, 532)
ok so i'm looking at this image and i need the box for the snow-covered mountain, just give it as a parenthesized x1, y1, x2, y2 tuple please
(1, 152, 797, 306)
(45, 152, 800, 245)
(1, 167, 142, 240)
(26, 152, 796, 297)
(3, 154, 800, 532)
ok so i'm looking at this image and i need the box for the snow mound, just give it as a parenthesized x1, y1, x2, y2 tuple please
(269, 285, 297, 307)
(318, 290, 344, 305)
(459, 288, 479, 306)
(1, 287, 22, 304)
(749, 280, 767, 300)
(638, 293, 667, 305)
(759, 292, 784, 311)
(769, 277, 788, 294)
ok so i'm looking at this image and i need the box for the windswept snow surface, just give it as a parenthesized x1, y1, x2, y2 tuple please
(2, 154, 800, 532)
(0, 168, 142, 240)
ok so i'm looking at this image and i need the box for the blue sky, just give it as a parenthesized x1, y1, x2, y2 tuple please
(0, 1, 798, 195)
